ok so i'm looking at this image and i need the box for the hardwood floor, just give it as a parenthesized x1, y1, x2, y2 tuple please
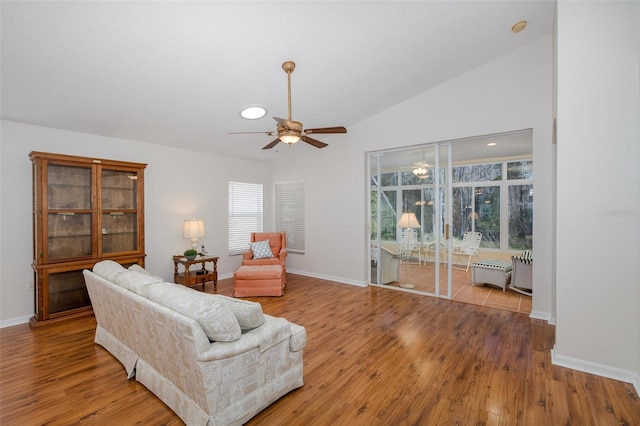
(2, 274, 639, 425)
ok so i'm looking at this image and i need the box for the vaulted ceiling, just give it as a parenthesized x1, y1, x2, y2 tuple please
(1, 1, 554, 162)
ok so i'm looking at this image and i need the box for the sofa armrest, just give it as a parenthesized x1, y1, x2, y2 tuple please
(197, 334, 261, 361)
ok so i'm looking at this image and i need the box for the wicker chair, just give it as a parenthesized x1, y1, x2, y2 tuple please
(371, 245, 401, 284)
(509, 250, 532, 295)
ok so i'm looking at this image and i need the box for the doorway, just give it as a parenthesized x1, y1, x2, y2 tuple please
(368, 130, 533, 312)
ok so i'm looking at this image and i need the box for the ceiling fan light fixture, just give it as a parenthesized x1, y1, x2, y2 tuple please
(279, 133, 301, 145)
(412, 163, 430, 178)
(240, 105, 267, 120)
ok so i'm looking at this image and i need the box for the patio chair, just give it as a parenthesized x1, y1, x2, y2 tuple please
(453, 231, 482, 271)
(509, 250, 532, 295)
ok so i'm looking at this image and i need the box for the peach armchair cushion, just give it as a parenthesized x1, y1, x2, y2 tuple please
(242, 232, 288, 267)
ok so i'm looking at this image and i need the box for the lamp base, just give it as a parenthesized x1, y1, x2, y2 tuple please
(399, 283, 415, 289)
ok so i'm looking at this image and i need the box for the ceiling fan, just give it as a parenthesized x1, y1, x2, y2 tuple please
(230, 61, 347, 150)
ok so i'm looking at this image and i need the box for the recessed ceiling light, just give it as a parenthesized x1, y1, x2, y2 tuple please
(512, 20, 527, 33)
(240, 105, 267, 120)
(487, 142, 497, 147)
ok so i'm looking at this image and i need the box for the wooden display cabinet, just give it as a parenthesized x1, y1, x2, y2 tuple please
(30, 151, 147, 325)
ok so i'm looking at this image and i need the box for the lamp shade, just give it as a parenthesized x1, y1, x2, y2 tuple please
(396, 212, 420, 229)
(183, 219, 206, 238)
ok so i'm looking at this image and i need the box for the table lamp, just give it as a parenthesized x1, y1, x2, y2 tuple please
(183, 218, 205, 250)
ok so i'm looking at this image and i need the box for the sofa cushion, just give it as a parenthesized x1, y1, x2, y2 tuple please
(115, 270, 163, 297)
(211, 294, 265, 332)
(147, 283, 241, 342)
(128, 264, 164, 282)
(93, 260, 127, 282)
(249, 240, 273, 259)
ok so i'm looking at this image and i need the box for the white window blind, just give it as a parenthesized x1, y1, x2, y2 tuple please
(275, 181, 305, 253)
(228, 181, 263, 255)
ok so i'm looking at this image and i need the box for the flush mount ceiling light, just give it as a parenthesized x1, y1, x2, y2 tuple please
(240, 105, 267, 120)
(512, 20, 527, 33)
(487, 142, 497, 146)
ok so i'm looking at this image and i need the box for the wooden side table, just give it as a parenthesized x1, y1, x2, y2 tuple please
(173, 255, 218, 290)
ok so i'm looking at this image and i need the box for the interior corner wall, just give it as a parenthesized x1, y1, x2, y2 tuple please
(0, 121, 273, 326)
(554, 0, 640, 386)
(271, 35, 554, 320)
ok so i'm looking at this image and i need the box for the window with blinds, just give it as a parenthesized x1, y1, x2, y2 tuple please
(275, 181, 305, 253)
(228, 181, 263, 255)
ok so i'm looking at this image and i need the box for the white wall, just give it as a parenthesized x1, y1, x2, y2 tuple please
(554, 1, 640, 388)
(273, 36, 555, 319)
(0, 120, 273, 326)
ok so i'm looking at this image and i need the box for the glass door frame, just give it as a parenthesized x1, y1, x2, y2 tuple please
(368, 142, 453, 299)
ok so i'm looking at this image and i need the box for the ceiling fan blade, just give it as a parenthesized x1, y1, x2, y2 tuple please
(262, 138, 281, 150)
(304, 126, 347, 135)
(301, 135, 328, 149)
(229, 131, 274, 135)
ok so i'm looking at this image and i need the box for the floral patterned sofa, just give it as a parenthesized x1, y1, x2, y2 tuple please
(84, 260, 306, 426)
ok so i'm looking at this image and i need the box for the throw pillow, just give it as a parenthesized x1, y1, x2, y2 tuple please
(147, 283, 241, 342)
(211, 294, 265, 332)
(249, 240, 274, 259)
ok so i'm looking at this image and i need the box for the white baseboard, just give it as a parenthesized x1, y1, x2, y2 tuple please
(551, 344, 640, 395)
(286, 268, 367, 287)
(529, 309, 555, 325)
(223, 270, 367, 287)
(0, 314, 31, 329)
(219, 272, 235, 280)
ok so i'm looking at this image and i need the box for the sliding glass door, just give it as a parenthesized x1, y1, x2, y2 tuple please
(369, 143, 453, 299)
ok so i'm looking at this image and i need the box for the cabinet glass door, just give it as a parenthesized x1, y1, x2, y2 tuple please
(101, 169, 139, 254)
(47, 213, 93, 260)
(46, 164, 93, 261)
(47, 269, 91, 315)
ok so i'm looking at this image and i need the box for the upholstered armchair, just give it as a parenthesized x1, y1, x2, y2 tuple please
(242, 232, 288, 281)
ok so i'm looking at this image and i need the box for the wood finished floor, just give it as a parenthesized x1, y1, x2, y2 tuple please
(1, 274, 639, 425)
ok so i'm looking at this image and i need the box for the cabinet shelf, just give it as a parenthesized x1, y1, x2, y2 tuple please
(48, 183, 91, 189)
